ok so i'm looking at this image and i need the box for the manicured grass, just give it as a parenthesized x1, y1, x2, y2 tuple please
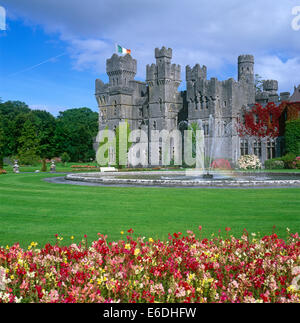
(0, 173, 299, 248)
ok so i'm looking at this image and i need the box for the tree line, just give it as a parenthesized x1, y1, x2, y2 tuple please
(0, 100, 99, 168)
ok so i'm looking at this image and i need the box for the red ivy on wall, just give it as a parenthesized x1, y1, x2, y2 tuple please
(237, 102, 283, 138)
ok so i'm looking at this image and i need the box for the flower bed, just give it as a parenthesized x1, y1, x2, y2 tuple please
(0, 229, 299, 303)
(0, 169, 7, 175)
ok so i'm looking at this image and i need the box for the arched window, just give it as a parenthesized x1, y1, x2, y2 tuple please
(240, 139, 248, 156)
(253, 140, 261, 158)
(266, 139, 275, 159)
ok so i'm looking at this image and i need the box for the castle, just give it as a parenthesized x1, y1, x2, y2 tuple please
(95, 46, 292, 166)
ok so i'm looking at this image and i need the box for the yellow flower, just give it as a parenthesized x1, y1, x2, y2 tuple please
(70, 236, 74, 240)
(5, 245, 9, 250)
(134, 248, 140, 256)
(125, 244, 131, 250)
(120, 231, 124, 235)
(149, 238, 154, 243)
(10, 275, 14, 280)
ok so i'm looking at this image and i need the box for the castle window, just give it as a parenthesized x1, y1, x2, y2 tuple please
(113, 101, 117, 116)
(253, 140, 261, 158)
(159, 98, 163, 113)
(139, 108, 143, 117)
(240, 139, 248, 156)
(153, 121, 157, 130)
(224, 101, 227, 107)
(204, 124, 209, 136)
(266, 139, 275, 159)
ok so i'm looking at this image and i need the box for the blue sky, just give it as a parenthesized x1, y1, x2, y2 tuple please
(0, 19, 102, 114)
(1, 0, 300, 115)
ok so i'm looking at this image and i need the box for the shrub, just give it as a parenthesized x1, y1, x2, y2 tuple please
(0, 169, 7, 175)
(285, 119, 300, 155)
(61, 152, 71, 165)
(264, 158, 285, 169)
(238, 155, 262, 170)
(17, 150, 40, 166)
(281, 153, 297, 169)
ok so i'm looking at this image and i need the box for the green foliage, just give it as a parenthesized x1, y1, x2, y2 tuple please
(285, 119, 300, 155)
(0, 112, 5, 169)
(281, 153, 297, 169)
(255, 74, 265, 94)
(264, 158, 285, 170)
(55, 108, 98, 162)
(61, 152, 71, 165)
(17, 118, 40, 165)
(17, 150, 40, 166)
(0, 102, 99, 163)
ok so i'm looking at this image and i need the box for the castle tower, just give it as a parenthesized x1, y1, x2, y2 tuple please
(146, 47, 182, 132)
(106, 53, 137, 87)
(238, 55, 254, 85)
(238, 55, 255, 105)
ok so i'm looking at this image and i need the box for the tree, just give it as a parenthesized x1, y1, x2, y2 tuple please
(54, 108, 98, 162)
(255, 74, 264, 94)
(17, 118, 40, 165)
(32, 110, 57, 171)
(0, 112, 5, 169)
(0, 101, 31, 157)
(61, 152, 71, 166)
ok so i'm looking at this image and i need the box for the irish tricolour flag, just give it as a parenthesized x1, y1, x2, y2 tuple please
(116, 44, 131, 55)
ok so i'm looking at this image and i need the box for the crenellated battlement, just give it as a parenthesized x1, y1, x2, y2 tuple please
(155, 46, 172, 59)
(106, 53, 137, 75)
(263, 80, 278, 92)
(186, 64, 207, 81)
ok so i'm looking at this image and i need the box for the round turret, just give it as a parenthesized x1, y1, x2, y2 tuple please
(238, 55, 254, 84)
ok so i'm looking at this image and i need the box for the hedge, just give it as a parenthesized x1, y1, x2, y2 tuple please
(285, 119, 300, 155)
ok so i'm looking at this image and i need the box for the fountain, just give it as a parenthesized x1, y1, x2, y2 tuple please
(178, 115, 233, 179)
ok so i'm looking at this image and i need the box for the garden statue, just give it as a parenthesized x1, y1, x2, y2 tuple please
(50, 160, 56, 172)
(13, 160, 19, 173)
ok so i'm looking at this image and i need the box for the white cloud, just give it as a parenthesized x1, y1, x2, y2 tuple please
(256, 56, 300, 93)
(3, 0, 300, 92)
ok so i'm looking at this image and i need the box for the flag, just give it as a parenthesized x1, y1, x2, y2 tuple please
(116, 44, 131, 55)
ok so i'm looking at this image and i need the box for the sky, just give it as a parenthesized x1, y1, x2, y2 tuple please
(0, 0, 300, 116)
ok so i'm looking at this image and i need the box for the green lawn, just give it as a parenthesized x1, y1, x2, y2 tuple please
(0, 173, 299, 248)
